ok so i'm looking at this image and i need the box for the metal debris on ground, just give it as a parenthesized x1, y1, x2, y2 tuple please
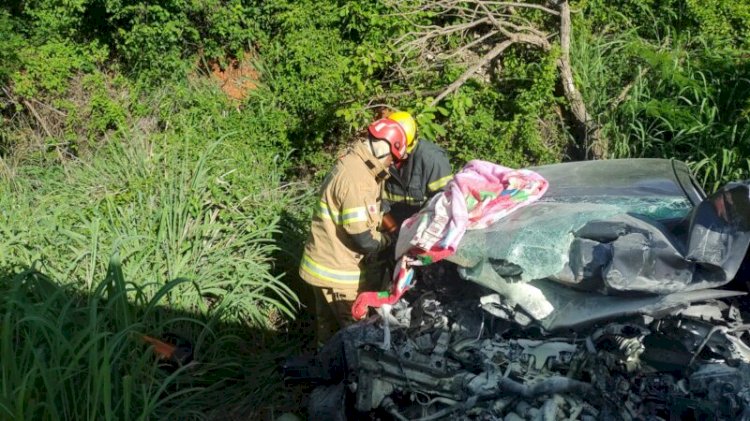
(299, 266, 750, 419)
(287, 160, 750, 420)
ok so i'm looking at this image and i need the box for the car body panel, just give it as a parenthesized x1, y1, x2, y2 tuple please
(447, 159, 750, 328)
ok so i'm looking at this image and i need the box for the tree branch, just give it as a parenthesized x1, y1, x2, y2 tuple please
(397, 17, 491, 51)
(431, 39, 514, 105)
(437, 30, 500, 60)
(22, 99, 66, 162)
(22, 99, 54, 139)
(610, 67, 649, 112)
(479, 3, 550, 48)
(466, 0, 561, 16)
(392, 0, 600, 158)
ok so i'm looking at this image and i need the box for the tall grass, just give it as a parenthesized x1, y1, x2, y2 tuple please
(1, 134, 301, 320)
(572, 23, 750, 192)
(0, 257, 302, 420)
(0, 83, 314, 417)
(1, 261, 182, 420)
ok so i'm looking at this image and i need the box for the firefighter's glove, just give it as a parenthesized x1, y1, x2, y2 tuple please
(381, 231, 397, 250)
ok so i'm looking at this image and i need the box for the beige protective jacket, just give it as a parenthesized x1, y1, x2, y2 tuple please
(299, 142, 390, 290)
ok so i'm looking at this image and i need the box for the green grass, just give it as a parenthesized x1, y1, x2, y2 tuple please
(0, 83, 315, 418)
(1, 133, 300, 317)
(572, 24, 750, 192)
(0, 258, 307, 420)
(1, 261, 183, 420)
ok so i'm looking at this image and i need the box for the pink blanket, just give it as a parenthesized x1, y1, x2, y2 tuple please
(395, 160, 549, 264)
(352, 161, 548, 320)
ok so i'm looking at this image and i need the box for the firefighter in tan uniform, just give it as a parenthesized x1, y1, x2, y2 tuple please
(300, 118, 408, 346)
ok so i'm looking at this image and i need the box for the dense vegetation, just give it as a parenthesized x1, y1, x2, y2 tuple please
(1, 0, 748, 418)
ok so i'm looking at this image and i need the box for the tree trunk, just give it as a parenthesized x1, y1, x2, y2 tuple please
(557, 1, 605, 159)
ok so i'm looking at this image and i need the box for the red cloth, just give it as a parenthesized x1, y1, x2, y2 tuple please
(351, 290, 400, 320)
(352, 259, 414, 320)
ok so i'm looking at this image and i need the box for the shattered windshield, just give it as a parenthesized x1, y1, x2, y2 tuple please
(444, 160, 750, 329)
(449, 159, 699, 283)
(451, 196, 693, 284)
(541, 195, 693, 219)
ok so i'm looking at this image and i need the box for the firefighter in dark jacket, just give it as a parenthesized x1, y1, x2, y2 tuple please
(383, 111, 453, 225)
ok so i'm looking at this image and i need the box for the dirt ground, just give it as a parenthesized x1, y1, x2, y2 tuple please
(210, 55, 258, 101)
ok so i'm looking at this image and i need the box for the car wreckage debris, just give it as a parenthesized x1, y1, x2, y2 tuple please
(287, 162, 750, 420)
(289, 264, 750, 420)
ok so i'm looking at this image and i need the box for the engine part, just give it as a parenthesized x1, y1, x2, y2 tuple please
(309, 383, 347, 421)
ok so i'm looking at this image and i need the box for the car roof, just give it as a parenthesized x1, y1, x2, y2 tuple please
(529, 158, 705, 205)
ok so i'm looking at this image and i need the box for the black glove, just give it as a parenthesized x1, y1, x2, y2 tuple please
(381, 230, 397, 250)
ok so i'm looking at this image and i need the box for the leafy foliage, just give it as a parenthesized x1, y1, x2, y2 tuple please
(573, 0, 750, 189)
(0, 11, 23, 83)
(1, 0, 750, 417)
(2, 0, 262, 82)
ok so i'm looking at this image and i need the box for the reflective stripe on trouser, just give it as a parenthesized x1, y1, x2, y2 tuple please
(300, 253, 361, 285)
(313, 286, 358, 348)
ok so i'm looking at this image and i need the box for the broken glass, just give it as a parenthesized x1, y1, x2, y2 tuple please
(451, 198, 692, 284)
(448, 160, 750, 322)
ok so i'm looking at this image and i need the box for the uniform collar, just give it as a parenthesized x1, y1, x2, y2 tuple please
(393, 139, 420, 186)
(352, 141, 390, 180)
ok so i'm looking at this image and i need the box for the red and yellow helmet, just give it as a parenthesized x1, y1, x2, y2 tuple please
(388, 111, 417, 153)
(368, 118, 407, 160)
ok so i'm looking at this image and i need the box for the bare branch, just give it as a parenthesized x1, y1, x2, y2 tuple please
(396, 18, 491, 52)
(466, 0, 560, 16)
(22, 100, 54, 139)
(479, 2, 514, 38)
(479, 3, 550, 48)
(363, 102, 394, 110)
(610, 67, 649, 111)
(22, 99, 67, 162)
(437, 30, 500, 60)
(514, 32, 550, 49)
(431, 39, 514, 105)
(496, 20, 548, 38)
(30, 98, 67, 117)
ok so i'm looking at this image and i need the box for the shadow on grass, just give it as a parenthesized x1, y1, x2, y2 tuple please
(0, 260, 316, 421)
(271, 207, 316, 312)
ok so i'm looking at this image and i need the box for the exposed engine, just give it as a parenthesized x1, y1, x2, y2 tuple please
(296, 264, 750, 420)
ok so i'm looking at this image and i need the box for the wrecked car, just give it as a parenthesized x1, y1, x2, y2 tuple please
(286, 158, 750, 420)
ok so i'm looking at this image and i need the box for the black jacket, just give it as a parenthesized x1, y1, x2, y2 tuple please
(383, 139, 452, 224)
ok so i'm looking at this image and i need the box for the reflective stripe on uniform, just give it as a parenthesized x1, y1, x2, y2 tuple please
(341, 207, 367, 224)
(383, 190, 421, 205)
(318, 201, 367, 225)
(301, 253, 361, 284)
(428, 174, 453, 192)
(317, 200, 338, 221)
